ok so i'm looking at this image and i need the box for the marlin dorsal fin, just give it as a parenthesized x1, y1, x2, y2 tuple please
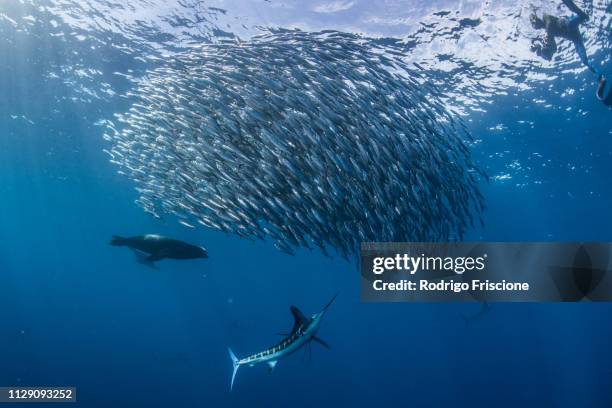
(290, 306, 307, 333)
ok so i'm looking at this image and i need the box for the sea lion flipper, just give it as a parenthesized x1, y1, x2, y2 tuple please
(146, 251, 167, 262)
(131, 249, 159, 270)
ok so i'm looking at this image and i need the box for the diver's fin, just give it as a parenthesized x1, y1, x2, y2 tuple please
(312, 336, 331, 350)
(290, 306, 308, 333)
(267, 360, 278, 373)
(228, 348, 240, 391)
(561, 0, 588, 19)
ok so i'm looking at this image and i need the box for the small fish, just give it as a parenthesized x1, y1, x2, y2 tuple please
(105, 30, 484, 258)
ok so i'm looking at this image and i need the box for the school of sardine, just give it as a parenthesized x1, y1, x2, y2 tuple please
(104, 30, 485, 258)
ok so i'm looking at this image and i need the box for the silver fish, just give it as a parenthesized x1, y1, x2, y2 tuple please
(105, 30, 485, 257)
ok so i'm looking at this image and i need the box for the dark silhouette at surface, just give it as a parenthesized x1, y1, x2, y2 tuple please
(530, 0, 601, 76)
(596, 75, 612, 106)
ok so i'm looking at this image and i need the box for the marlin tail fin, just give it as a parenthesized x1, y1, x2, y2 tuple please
(228, 348, 240, 391)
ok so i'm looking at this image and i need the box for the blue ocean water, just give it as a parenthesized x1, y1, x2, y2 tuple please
(1, 1, 612, 407)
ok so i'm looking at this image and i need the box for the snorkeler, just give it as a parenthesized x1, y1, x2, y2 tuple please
(530, 0, 601, 76)
(596, 75, 612, 106)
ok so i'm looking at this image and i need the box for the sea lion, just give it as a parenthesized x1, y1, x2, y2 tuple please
(110, 234, 208, 265)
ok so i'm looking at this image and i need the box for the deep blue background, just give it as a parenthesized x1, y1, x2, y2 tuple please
(1, 2, 612, 405)
(1, 85, 611, 408)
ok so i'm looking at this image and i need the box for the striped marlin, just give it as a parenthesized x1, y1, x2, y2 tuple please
(228, 293, 338, 390)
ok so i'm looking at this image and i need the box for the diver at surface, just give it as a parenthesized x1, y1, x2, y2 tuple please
(530, 0, 601, 76)
(596, 75, 612, 106)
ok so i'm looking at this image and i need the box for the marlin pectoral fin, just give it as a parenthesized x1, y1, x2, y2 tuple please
(312, 336, 330, 350)
(267, 360, 278, 373)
